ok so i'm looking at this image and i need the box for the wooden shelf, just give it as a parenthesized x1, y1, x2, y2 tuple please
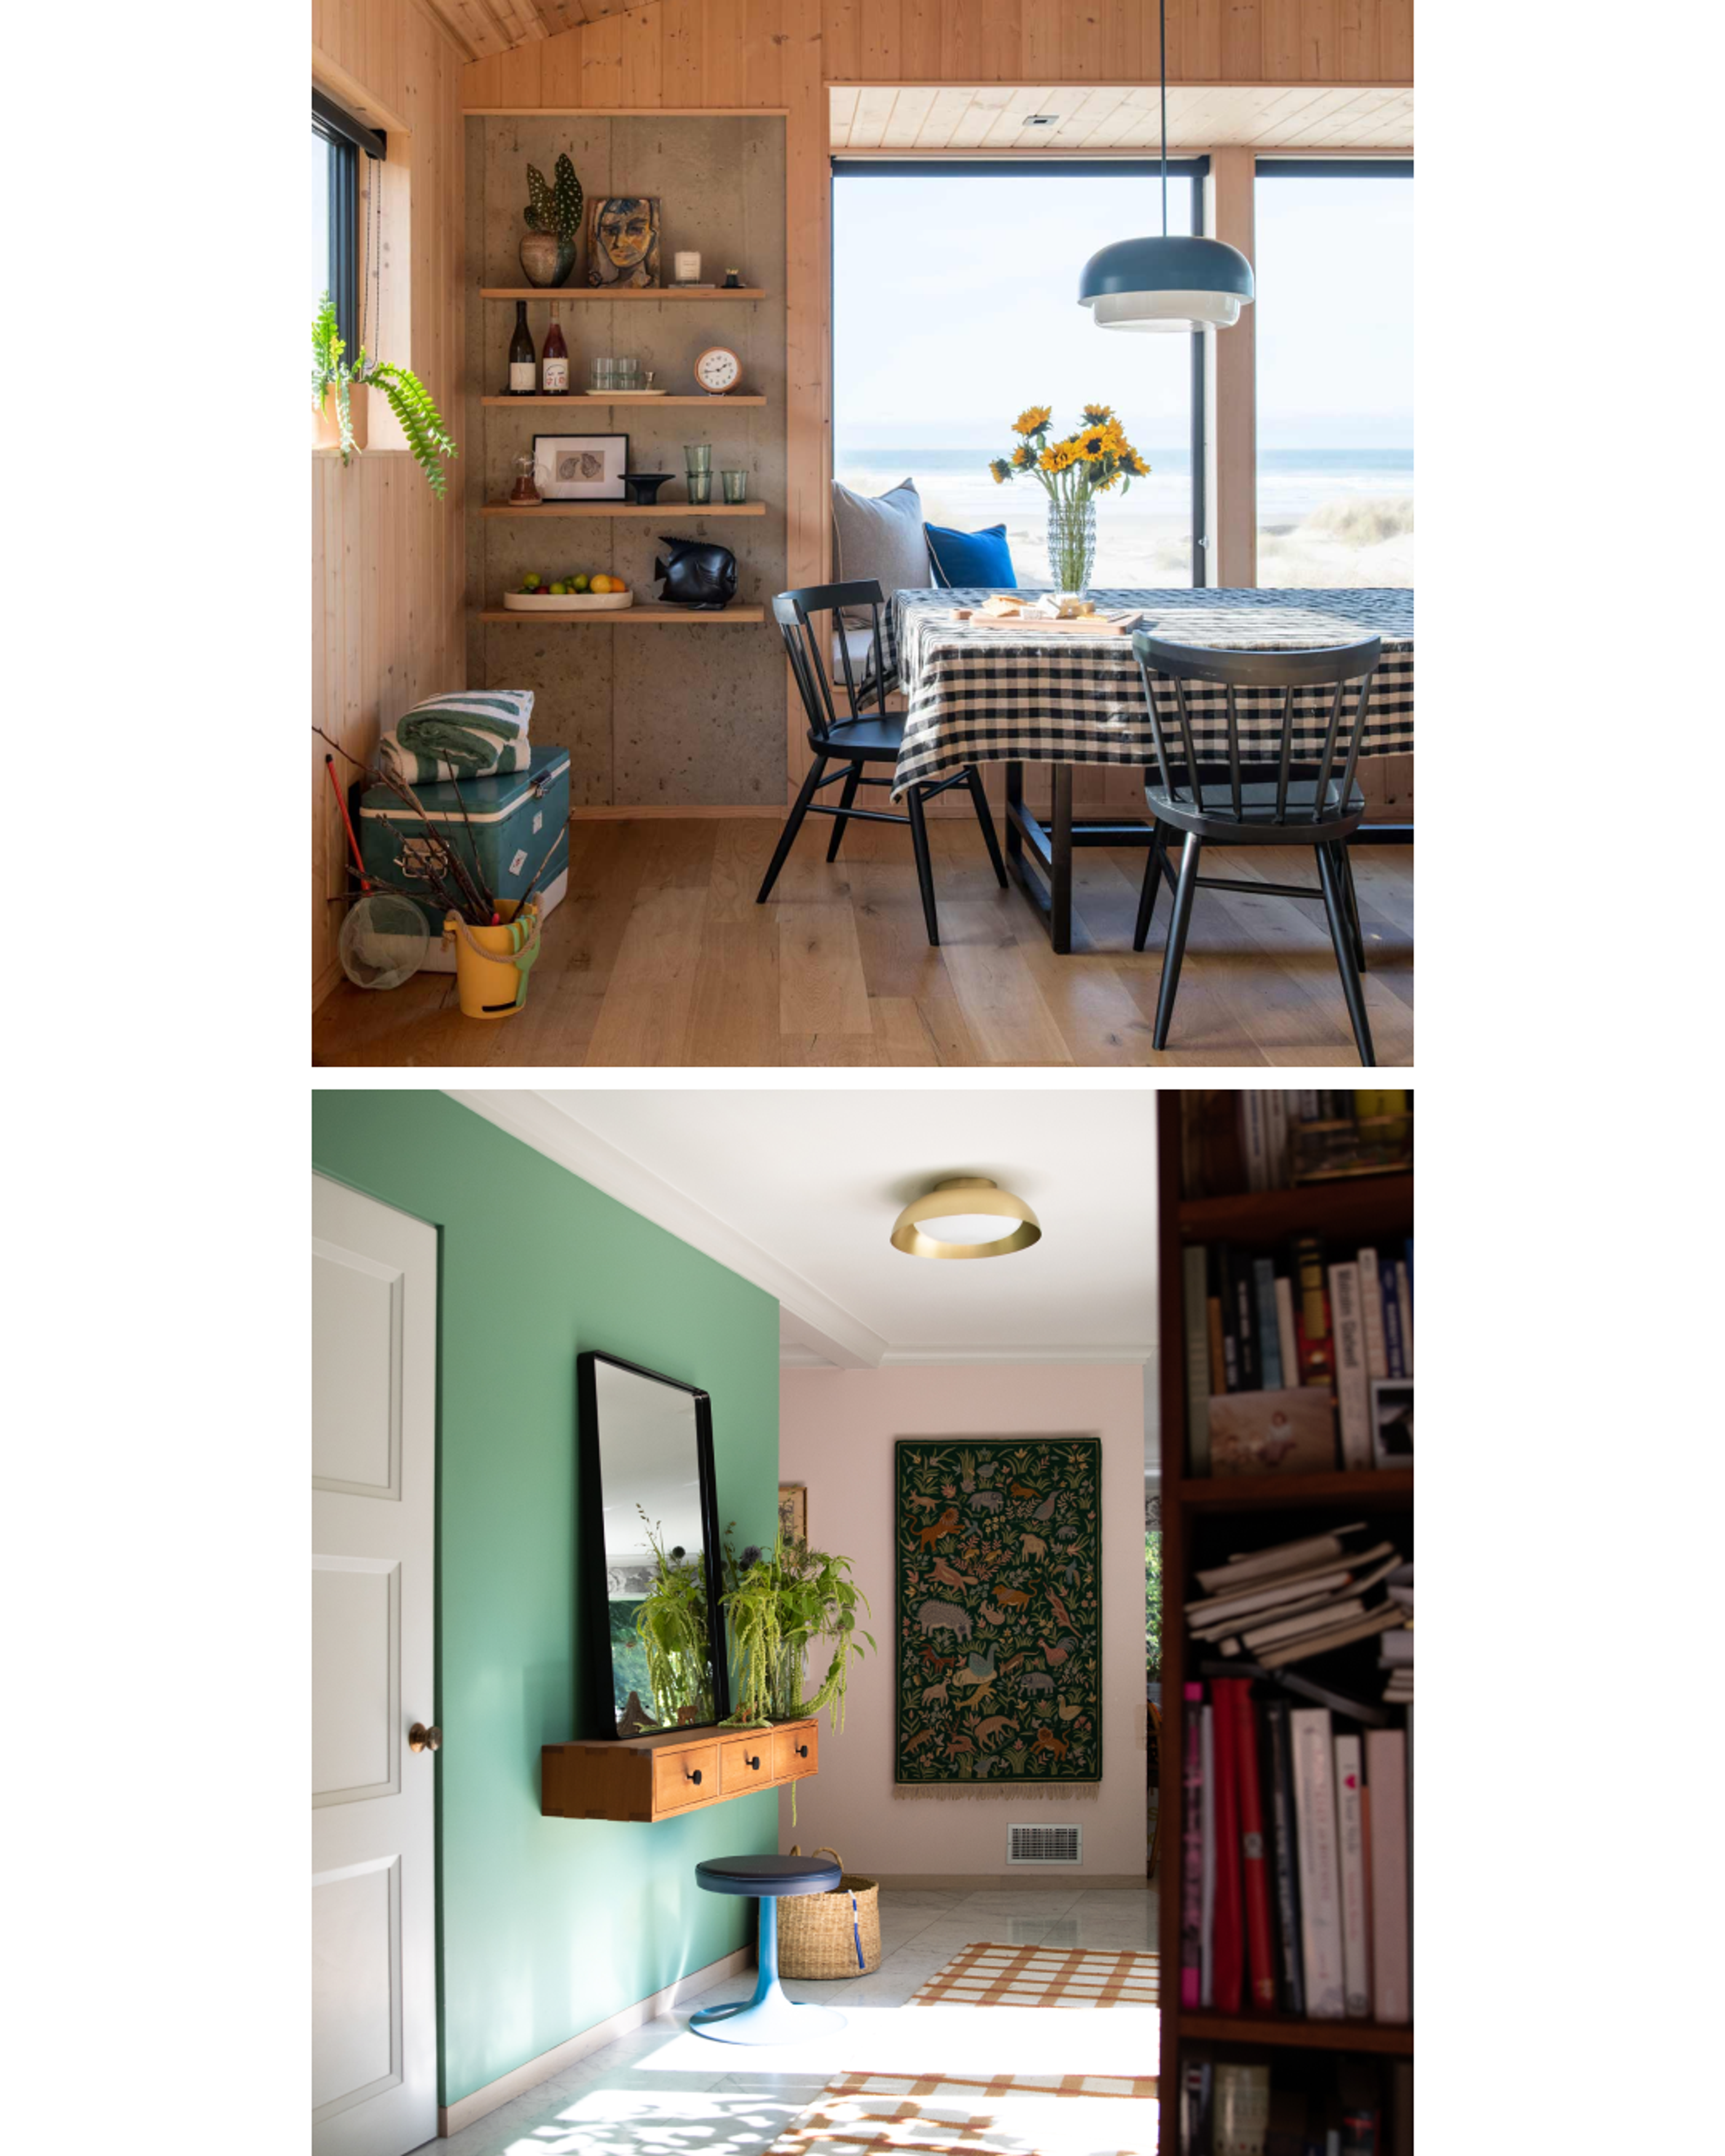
(1177, 1470, 1414, 1513)
(481, 500, 766, 518)
(1176, 2011, 1414, 2057)
(481, 604, 764, 624)
(1177, 1173, 1413, 1245)
(481, 286, 765, 300)
(480, 394, 766, 407)
(542, 1715, 817, 1823)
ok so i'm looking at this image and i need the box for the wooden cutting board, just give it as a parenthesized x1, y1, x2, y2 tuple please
(952, 608, 1144, 635)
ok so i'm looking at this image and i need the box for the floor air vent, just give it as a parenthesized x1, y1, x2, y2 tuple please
(1007, 1824, 1082, 1865)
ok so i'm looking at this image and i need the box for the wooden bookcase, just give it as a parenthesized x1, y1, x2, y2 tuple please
(1154, 1094, 1414, 2154)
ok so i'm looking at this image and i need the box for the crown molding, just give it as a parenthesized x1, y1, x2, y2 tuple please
(446, 1090, 886, 1368)
(876, 1344, 1154, 1365)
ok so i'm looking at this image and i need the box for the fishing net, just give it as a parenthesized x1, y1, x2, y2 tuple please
(338, 892, 430, 990)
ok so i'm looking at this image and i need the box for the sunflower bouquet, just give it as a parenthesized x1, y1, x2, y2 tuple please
(988, 404, 1150, 593)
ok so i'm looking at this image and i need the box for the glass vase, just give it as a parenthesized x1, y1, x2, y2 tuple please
(769, 1638, 804, 1721)
(1047, 495, 1097, 597)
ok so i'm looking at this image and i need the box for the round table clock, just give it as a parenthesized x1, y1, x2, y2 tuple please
(695, 346, 743, 396)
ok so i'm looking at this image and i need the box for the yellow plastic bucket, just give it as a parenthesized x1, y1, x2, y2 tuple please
(443, 899, 541, 1020)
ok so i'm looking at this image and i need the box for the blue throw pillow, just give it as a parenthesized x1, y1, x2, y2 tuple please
(924, 521, 1017, 590)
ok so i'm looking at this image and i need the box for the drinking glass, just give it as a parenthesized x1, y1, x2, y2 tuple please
(720, 469, 748, 504)
(591, 356, 617, 393)
(685, 444, 712, 504)
(615, 354, 640, 390)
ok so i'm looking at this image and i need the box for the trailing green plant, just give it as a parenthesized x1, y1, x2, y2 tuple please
(721, 1530, 875, 1732)
(632, 1508, 715, 1728)
(1145, 1528, 1163, 1683)
(525, 153, 584, 243)
(312, 293, 457, 497)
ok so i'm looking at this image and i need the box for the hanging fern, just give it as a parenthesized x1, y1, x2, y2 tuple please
(310, 291, 457, 497)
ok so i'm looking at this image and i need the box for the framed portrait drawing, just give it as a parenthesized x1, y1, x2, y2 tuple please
(587, 197, 661, 288)
(533, 433, 628, 502)
(778, 1483, 807, 1543)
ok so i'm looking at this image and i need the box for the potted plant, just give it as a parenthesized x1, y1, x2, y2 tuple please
(629, 1511, 717, 1730)
(988, 403, 1150, 598)
(521, 154, 584, 287)
(312, 294, 457, 497)
(723, 1533, 875, 1730)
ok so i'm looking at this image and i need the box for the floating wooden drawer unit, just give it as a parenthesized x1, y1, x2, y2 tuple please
(542, 1716, 821, 1824)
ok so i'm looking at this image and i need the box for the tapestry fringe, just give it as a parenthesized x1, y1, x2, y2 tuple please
(893, 1782, 1101, 1801)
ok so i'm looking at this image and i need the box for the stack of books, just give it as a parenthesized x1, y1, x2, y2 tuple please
(1185, 1524, 1410, 1671)
(1179, 1674, 1411, 2029)
(1182, 1235, 1413, 1477)
(1180, 1090, 1412, 1198)
(1380, 1565, 1413, 1705)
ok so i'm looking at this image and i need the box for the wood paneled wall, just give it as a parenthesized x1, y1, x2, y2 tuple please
(313, 0, 467, 1008)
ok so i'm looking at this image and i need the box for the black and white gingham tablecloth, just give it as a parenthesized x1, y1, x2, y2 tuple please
(887, 587, 1414, 798)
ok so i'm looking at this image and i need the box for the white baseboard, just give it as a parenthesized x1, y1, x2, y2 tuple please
(438, 1944, 752, 2137)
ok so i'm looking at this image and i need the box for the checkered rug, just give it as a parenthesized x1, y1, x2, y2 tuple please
(763, 1947, 1159, 2156)
(910, 1943, 1160, 2010)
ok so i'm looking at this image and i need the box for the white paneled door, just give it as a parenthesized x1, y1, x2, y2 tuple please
(313, 1176, 438, 2156)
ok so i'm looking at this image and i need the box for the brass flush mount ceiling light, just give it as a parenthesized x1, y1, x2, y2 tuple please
(889, 1177, 1042, 1261)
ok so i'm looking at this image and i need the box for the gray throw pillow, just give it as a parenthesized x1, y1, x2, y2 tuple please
(831, 477, 932, 627)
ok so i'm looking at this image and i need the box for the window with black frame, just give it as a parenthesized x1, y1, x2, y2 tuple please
(312, 90, 385, 355)
(832, 160, 1208, 589)
(1253, 158, 1414, 588)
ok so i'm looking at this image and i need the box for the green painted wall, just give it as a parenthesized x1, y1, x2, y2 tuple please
(312, 1091, 781, 2109)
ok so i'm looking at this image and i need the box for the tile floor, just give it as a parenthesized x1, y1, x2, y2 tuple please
(439, 1886, 1159, 2156)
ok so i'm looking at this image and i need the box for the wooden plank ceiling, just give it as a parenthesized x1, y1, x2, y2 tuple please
(421, 0, 634, 64)
(831, 82, 1415, 153)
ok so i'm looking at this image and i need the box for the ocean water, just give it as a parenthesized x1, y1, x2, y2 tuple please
(834, 446, 1415, 588)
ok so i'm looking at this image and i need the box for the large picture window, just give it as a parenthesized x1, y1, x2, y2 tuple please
(833, 162, 1206, 588)
(1254, 160, 1414, 587)
(313, 90, 385, 354)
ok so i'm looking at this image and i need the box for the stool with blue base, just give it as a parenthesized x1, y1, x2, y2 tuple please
(690, 1853, 849, 2044)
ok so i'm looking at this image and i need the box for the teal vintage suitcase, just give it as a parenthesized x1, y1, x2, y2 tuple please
(357, 746, 570, 972)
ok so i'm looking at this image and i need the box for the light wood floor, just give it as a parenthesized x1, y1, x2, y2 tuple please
(311, 815, 1413, 1068)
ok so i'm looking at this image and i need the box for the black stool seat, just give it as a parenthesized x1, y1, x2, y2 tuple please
(803, 714, 906, 760)
(695, 1853, 841, 1898)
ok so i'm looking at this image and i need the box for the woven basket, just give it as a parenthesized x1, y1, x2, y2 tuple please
(777, 1846, 882, 1979)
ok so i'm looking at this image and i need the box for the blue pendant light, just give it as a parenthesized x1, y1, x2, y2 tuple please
(1077, 0, 1254, 333)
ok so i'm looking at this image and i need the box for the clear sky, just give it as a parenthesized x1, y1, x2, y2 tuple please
(833, 169, 1412, 454)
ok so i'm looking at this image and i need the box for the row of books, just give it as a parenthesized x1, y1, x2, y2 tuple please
(1184, 1237, 1414, 1479)
(1180, 2055, 1411, 2156)
(1181, 1677, 1411, 2029)
(1185, 1523, 1412, 1674)
(1180, 1090, 1413, 1199)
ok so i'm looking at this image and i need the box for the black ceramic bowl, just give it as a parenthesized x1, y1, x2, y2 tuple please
(621, 473, 672, 504)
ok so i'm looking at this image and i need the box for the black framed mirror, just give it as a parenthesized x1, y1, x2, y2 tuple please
(577, 1350, 729, 1740)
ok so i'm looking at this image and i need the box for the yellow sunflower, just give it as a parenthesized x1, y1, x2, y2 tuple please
(1040, 439, 1078, 473)
(1117, 446, 1150, 477)
(1078, 429, 1110, 460)
(1011, 442, 1035, 469)
(1013, 404, 1053, 436)
(1081, 402, 1114, 424)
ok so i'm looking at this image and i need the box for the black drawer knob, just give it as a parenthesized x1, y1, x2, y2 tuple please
(796, 1743, 809, 1758)
(746, 1753, 761, 1769)
(686, 1767, 703, 1785)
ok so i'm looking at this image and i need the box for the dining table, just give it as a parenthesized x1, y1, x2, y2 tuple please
(887, 586, 1414, 953)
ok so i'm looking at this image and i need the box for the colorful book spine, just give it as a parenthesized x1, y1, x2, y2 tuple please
(1289, 1706, 1346, 2018)
(1333, 1732, 1372, 2016)
(1219, 1248, 1242, 1392)
(1264, 1700, 1305, 2015)
(1214, 2062, 1271, 2156)
(1180, 2059, 1214, 2156)
(1180, 1683, 1205, 2008)
(1274, 1272, 1299, 1394)
(1365, 1728, 1411, 2022)
(1253, 1257, 1283, 1389)
(1327, 1263, 1373, 1470)
(1229, 1246, 1260, 1390)
(1184, 1245, 1213, 1473)
(1199, 1703, 1217, 2006)
(1211, 1674, 1244, 2013)
(1356, 1246, 1387, 1379)
(1380, 1258, 1406, 1378)
(1292, 1236, 1334, 1386)
(1394, 1259, 1413, 1375)
(1226, 1680, 1278, 2010)
(1207, 1254, 1228, 1398)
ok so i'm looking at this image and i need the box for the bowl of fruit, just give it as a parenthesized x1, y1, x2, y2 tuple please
(503, 572, 633, 612)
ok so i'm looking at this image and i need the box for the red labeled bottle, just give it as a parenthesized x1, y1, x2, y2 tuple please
(541, 303, 569, 394)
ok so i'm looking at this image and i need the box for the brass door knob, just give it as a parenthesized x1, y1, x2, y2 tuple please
(409, 1723, 442, 1753)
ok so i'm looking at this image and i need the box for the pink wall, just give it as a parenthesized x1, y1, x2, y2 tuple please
(777, 1363, 1148, 1882)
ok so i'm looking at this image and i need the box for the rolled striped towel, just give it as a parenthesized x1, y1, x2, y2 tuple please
(391, 689, 534, 777)
(378, 730, 534, 786)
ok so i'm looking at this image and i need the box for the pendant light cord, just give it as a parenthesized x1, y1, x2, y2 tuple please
(1159, 0, 1168, 236)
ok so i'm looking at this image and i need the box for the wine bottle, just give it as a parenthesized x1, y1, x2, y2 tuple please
(508, 302, 536, 395)
(541, 303, 569, 394)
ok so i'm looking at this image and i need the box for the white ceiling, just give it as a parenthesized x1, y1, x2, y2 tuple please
(448, 1089, 1158, 1370)
(831, 82, 1414, 155)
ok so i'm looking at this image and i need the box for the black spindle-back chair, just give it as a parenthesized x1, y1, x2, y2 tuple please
(1128, 631, 1384, 1065)
(757, 580, 1005, 946)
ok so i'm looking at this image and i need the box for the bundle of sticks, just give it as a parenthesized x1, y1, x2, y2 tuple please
(316, 728, 564, 928)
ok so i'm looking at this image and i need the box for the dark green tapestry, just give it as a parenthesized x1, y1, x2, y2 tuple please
(894, 1437, 1102, 1789)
